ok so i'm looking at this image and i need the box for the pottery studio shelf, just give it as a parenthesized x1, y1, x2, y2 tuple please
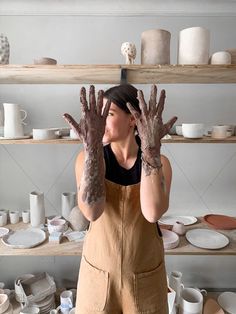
(0, 219, 236, 256)
(1, 135, 236, 144)
(1, 64, 236, 84)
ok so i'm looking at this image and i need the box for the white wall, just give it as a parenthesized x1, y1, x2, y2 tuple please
(0, 6, 236, 290)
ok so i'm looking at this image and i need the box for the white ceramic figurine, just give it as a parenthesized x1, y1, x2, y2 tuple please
(121, 42, 136, 64)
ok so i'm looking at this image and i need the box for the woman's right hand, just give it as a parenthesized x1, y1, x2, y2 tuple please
(63, 85, 111, 148)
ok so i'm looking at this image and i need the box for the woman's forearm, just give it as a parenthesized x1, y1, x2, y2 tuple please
(78, 143, 106, 221)
(140, 157, 170, 223)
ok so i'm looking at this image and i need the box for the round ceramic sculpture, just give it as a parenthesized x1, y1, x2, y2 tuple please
(121, 42, 136, 65)
(0, 34, 10, 64)
(178, 26, 210, 64)
(34, 57, 57, 65)
(141, 29, 171, 65)
(210, 51, 231, 64)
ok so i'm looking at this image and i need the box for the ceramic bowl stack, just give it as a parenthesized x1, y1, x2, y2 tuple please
(15, 272, 56, 314)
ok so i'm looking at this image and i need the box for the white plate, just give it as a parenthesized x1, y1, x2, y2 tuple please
(161, 229, 179, 250)
(2, 228, 46, 248)
(159, 215, 197, 226)
(185, 229, 229, 249)
(0, 227, 9, 237)
(0, 135, 31, 140)
(217, 292, 236, 314)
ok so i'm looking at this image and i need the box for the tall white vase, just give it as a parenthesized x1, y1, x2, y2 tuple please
(61, 192, 76, 220)
(178, 26, 210, 64)
(141, 29, 171, 65)
(30, 191, 45, 227)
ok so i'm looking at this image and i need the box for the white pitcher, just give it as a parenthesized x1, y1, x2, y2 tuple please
(3, 103, 27, 138)
(169, 271, 184, 306)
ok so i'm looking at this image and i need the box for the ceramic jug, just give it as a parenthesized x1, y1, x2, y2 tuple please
(3, 103, 27, 138)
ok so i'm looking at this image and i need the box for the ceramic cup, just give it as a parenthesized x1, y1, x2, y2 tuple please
(182, 123, 204, 139)
(211, 125, 230, 139)
(9, 211, 20, 224)
(172, 221, 186, 236)
(60, 290, 73, 314)
(179, 287, 205, 314)
(22, 210, 30, 223)
(0, 213, 7, 227)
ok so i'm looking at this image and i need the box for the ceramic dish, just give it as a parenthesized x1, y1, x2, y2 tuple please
(159, 215, 197, 226)
(0, 135, 31, 140)
(203, 298, 224, 314)
(161, 229, 179, 250)
(2, 228, 46, 249)
(203, 214, 236, 230)
(64, 230, 86, 242)
(217, 291, 236, 314)
(0, 228, 9, 238)
(185, 229, 229, 249)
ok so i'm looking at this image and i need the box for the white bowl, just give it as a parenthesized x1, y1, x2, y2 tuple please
(0, 294, 9, 314)
(48, 218, 67, 234)
(182, 123, 204, 138)
(33, 128, 59, 140)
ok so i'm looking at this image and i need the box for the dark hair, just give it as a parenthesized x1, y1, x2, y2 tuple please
(104, 84, 141, 114)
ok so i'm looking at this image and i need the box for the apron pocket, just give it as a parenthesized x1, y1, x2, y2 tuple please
(78, 255, 109, 311)
(134, 261, 167, 313)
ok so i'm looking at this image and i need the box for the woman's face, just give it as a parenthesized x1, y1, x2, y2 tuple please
(102, 100, 135, 144)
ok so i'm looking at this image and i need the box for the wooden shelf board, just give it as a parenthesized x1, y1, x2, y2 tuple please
(1, 136, 236, 144)
(0, 64, 236, 84)
(0, 218, 235, 256)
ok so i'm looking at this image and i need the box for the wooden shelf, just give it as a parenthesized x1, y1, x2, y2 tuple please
(1, 135, 236, 144)
(0, 64, 236, 84)
(0, 218, 235, 256)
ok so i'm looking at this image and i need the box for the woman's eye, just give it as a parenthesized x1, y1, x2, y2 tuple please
(108, 112, 114, 116)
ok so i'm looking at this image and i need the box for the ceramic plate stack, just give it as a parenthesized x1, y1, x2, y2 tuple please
(15, 274, 35, 303)
(161, 229, 180, 249)
(30, 294, 55, 314)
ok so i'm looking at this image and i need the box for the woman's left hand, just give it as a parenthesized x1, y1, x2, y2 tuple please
(127, 85, 177, 166)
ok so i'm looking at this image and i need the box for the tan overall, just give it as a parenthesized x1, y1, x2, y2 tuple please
(76, 180, 168, 314)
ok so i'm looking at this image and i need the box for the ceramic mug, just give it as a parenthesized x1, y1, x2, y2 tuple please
(211, 125, 229, 139)
(9, 210, 20, 224)
(22, 210, 30, 223)
(60, 290, 73, 313)
(172, 221, 186, 236)
(179, 287, 205, 314)
(0, 212, 7, 226)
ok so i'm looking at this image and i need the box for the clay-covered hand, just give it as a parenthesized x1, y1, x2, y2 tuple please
(63, 85, 111, 148)
(127, 84, 177, 167)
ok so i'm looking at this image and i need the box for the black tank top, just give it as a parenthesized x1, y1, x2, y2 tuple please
(103, 138, 142, 186)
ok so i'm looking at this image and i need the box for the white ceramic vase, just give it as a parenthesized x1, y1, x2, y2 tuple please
(61, 192, 76, 220)
(0, 34, 10, 64)
(178, 26, 210, 64)
(30, 191, 45, 227)
(141, 29, 171, 65)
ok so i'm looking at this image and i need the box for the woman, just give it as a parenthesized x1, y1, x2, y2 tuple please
(63, 84, 177, 314)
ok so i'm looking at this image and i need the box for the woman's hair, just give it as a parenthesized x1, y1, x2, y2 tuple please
(104, 84, 141, 114)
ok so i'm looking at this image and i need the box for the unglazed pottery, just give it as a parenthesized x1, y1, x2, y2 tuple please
(68, 206, 89, 231)
(3, 103, 27, 138)
(2, 229, 46, 249)
(30, 191, 45, 227)
(211, 125, 229, 139)
(172, 221, 186, 236)
(169, 271, 184, 306)
(0, 294, 9, 314)
(61, 192, 76, 220)
(141, 29, 171, 65)
(0, 34, 10, 64)
(121, 42, 137, 64)
(34, 57, 57, 65)
(179, 288, 204, 314)
(210, 51, 231, 64)
(178, 27, 210, 64)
